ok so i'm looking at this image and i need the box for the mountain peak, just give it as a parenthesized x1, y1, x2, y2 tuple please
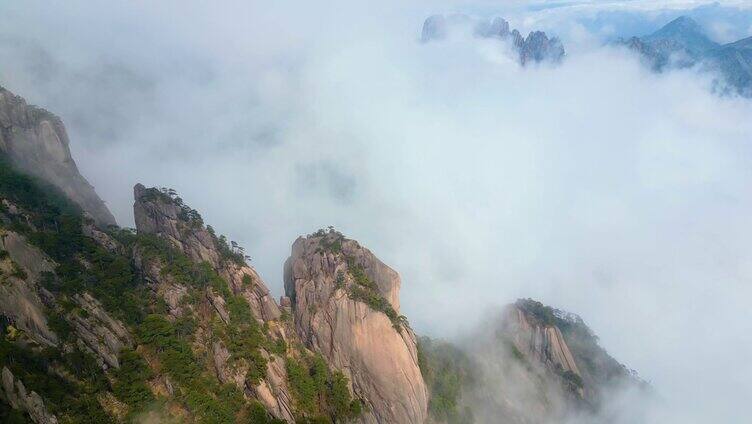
(644, 15, 718, 54)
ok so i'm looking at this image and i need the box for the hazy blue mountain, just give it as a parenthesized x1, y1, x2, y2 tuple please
(705, 36, 752, 97)
(621, 16, 752, 97)
(641, 16, 719, 57)
(421, 15, 565, 65)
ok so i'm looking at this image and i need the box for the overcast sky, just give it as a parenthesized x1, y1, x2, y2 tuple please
(1, 1, 751, 422)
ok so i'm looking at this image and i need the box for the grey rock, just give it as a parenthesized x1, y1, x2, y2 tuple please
(70, 292, 133, 368)
(1, 367, 59, 424)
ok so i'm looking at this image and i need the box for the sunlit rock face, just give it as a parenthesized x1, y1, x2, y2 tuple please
(0, 86, 116, 226)
(284, 230, 428, 424)
(421, 14, 565, 65)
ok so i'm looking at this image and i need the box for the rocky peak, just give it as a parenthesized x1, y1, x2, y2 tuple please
(0, 86, 115, 227)
(284, 228, 428, 423)
(133, 184, 280, 321)
(133, 184, 219, 265)
(520, 31, 565, 65)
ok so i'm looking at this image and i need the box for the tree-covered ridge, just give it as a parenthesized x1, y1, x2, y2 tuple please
(417, 337, 475, 424)
(135, 185, 247, 266)
(285, 353, 363, 423)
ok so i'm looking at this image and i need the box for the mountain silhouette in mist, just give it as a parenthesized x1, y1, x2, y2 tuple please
(620, 16, 752, 97)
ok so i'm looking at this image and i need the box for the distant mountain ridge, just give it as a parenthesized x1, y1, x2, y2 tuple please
(619, 16, 752, 97)
(421, 14, 565, 65)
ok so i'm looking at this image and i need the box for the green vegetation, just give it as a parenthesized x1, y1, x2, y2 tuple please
(285, 354, 362, 423)
(0, 333, 113, 423)
(515, 299, 557, 326)
(113, 349, 154, 410)
(315, 227, 344, 254)
(345, 259, 406, 330)
(417, 337, 475, 424)
(0, 398, 30, 424)
(137, 187, 204, 227)
(0, 155, 295, 423)
(0, 155, 150, 327)
(137, 314, 258, 423)
(225, 295, 268, 385)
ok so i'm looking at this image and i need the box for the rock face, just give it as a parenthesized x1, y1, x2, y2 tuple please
(498, 299, 638, 404)
(69, 292, 133, 369)
(0, 230, 58, 346)
(421, 14, 565, 65)
(1, 367, 58, 424)
(284, 230, 428, 424)
(0, 86, 116, 226)
(133, 183, 280, 321)
(502, 304, 581, 379)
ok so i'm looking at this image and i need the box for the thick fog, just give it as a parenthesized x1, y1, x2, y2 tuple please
(1, 1, 751, 422)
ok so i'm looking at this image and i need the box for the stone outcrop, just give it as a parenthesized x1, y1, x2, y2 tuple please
(421, 14, 565, 65)
(0, 86, 116, 226)
(133, 184, 280, 322)
(284, 230, 428, 424)
(1, 367, 58, 424)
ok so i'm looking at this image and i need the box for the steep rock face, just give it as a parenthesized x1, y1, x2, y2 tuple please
(0, 86, 115, 226)
(133, 184, 280, 321)
(421, 15, 565, 65)
(0, 230, 58, 346)
(284, 231, 428, 424)
(1, 367, 58, 424)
